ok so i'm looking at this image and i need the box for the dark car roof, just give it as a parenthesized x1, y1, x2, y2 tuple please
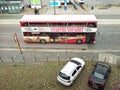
(95, 64, 108, 75)
(93, 62, 111, 76)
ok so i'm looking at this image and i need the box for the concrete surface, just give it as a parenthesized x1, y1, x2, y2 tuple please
(99, 53, 120, 64)
(0, 19, 120, 25)
(0, 3, 120, 24)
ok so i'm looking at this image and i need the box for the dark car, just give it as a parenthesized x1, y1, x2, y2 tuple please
(116, 84, 120, 90)
(88, 62, 111, 90)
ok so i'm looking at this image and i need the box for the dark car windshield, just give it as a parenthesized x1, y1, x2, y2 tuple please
(93, 64, 109, 80)
(59, 72, 70, 80)
(94, 72, 104, 79)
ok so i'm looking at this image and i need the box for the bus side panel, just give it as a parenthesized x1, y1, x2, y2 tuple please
(58, 37, 85, 44)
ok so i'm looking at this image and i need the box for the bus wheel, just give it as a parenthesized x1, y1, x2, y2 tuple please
(77, 40, 82, 44)
(40, 39, 46, 44)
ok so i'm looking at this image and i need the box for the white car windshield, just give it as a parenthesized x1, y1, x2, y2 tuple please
(59, 72, 70, 80)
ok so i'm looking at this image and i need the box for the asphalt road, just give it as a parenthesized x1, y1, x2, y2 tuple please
(0, 24, 120, 62)
(0, 24, 120, 50)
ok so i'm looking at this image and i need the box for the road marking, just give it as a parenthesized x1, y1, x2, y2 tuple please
(100, 32, 120, 35)
(0, 48, 120, 53)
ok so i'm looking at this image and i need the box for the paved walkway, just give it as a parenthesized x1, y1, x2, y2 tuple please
(19, 4, 120, 15)
(0, 19, 120, 25)
(0, 4, 120, 25)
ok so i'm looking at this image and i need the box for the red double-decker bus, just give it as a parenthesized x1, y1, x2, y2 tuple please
(20, 15, 97, 44)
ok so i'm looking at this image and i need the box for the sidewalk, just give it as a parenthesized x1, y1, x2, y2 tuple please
(19, 4, 120, 15)
(0, 18, 120, 25)
(0, 4, 120, 17)
(0, 4, 120, 24)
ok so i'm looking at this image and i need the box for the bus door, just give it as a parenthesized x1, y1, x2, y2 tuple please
(49, 33, 59, 43)
(85, 33, 95, 44)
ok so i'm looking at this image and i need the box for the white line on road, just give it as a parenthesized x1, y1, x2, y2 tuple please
(0, 48, 120, 53)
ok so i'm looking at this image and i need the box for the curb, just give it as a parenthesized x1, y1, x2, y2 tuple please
(0, 19, 20, 24)
(0, 47, 120, 53)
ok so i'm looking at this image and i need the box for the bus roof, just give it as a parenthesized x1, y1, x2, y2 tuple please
(20, 15, 97, 23)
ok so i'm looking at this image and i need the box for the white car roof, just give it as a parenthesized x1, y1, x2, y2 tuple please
(60, 61, 77, 76)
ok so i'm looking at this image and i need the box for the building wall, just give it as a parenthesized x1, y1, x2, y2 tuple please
(0, 1, 20, 14)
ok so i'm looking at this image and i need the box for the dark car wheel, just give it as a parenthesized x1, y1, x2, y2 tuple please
(40, 39, 46, 44)
(77, 40, 82, 44)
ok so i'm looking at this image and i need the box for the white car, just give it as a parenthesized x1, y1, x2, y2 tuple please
(57, 57, 85, 86)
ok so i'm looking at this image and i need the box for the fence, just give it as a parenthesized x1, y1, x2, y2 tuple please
(0, 52, 98, 65)
(99, 53, 120, 64)
(0, 52, 120, 65)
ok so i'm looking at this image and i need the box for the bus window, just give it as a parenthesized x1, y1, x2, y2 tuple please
(31, 32, 40, 36)
(29, 22, 48, 27)
(23, 32, 32, 36)
(68, 23, 77, 26)
(80, 23, 87, 27)
(49, 23, 67, 27)
(20, 22, 28, 27)
(68, 23, 87, 27)
(88, 23, 97, 27)
(69, 33, 77, 36)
